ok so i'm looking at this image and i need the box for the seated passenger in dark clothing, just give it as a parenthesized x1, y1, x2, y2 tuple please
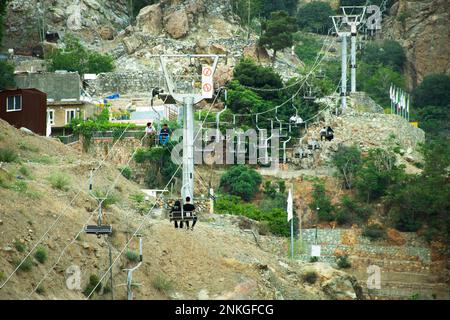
(326, 126, 334, 141)
(182, 196, 197, 231)
(170, 200, 182, 228)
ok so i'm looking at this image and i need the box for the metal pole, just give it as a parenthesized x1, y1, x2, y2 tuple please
(209, 188, 214, 214)
(341, 35, 347, 111)
(350, 25, 357, 93)
(182, 97, 195, 203)
(107, 237, 114, 300)
(290, 217, 294, 259)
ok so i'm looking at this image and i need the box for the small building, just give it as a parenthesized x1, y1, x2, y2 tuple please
(15, 71, 99, 135)
(0, 88, 47, 135)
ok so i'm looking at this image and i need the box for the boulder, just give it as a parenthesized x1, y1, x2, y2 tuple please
(243, 45, 270, 63)
(164, 10, 189, 39)
(213, 64, 233, 87)
(122, 35, 142, 54)
(98, 26, 115, 40)
(210, 43, 227, 55)
(307, 262, 363, 300)
(195, 38, 208, 53)
(387, 228, 406, 245)
(136, 4, 163, 35)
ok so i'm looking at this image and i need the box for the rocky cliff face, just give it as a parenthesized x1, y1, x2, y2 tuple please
(382, 0, 450, 89)
(4, 0, 130, 50)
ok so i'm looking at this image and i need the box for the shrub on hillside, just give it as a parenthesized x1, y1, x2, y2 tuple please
(151, 274, 173, 295)
(362, 225, 386, 241)
(331, 145, 362, 189)
(83, 274, 102, 297)
(120, 166, 132, 180)
(34, 247, 48, 264)
(308, 183, 335, 222)
(336, 254, 351, 269)
(302, 271, 318, 284)
(0, 148, 18, 162)
(14, 257, 33, 272)
(47, 172, 71, 191)
(219, 165, 262, 201)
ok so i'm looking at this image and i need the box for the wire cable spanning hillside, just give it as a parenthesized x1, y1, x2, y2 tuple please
(0, 121, 133, 290)
(81, 89, 224, 300)
(25, 88, 224, 299)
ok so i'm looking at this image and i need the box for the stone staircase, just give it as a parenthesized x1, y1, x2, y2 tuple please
(296, 228, 449, 300)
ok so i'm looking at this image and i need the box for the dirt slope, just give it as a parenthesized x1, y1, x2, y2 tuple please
(0, 119, 361, 300)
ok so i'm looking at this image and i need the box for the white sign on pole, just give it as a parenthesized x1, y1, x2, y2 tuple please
(311, 245, 321, 257)
(201, 65, 213, 99)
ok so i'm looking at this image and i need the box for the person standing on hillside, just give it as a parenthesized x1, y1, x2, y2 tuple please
(182, 196, 197, 231)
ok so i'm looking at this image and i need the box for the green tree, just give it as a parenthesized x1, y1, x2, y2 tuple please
(219, 165, 262, 201)
(309, 183, 335, 221)
(0, 61, 15, 90)
(415, 105, 450, 141)
(46, 34, 114, 74)
(358, 64, 405, 107)
(259, 11, 297, 63)
(362, 40, 406, 72)
(355, 148, 405, 202)
(297, 1, 334, 34)
(412, 74, 450, 108)
(233, 58, 283, 100)
(226, 80, 268, 115)
(386, 140, 450, 242)
(0, 0, 9, 45)
(331, 145, 362, 189)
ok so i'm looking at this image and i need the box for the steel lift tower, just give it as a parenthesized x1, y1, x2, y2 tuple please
(331, 15, 351, 111)
(159, 54, 223, 203)
(341, 6, 366, 93)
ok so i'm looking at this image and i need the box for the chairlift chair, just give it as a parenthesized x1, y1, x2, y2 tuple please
(85, 224, 113, 236)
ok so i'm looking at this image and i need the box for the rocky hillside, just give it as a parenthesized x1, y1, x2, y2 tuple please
(0, 119, 362, 300)
(383, 0, 450, 89)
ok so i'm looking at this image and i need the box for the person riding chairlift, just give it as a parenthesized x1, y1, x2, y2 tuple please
(326, 126, 334, 141)
(183, 196, 197, 231)
(170, 200, 182, 229)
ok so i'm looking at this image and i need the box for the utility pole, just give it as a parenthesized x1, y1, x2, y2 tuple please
(123, 236, 143, 300)
(159, 54, 224, 204)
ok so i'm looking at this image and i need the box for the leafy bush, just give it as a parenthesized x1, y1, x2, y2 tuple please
(0, 148, 18, 162)
(309, 256, 319, 263)
(120, 166, 132, 180)
(308, 183, 335, 222)
(0, 61, 15, 90)
(36, 285, 45, 295)
(125, 250, 139, 262)
(19, 166, 31, 178)
(302, 271, 318, 284)
(216, 195, 296, 237)
(263, 181, 277, 198)
(14, 240, 26, 253)
(92, 190, 119, 209)
(14, 257, 33, 272)
(46, 34, 114, 74)
(294, 33, 322, 66)
(83, 274, 102, 297)
(47, 172, 71, 191)
(219, 165, 262, 201)
(336, 195, 372, 224)
(151, 274, 173, 295)
(336, 255, 351, 269)
(362, 225, 386, 241)
(34, 247, 48, 264)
